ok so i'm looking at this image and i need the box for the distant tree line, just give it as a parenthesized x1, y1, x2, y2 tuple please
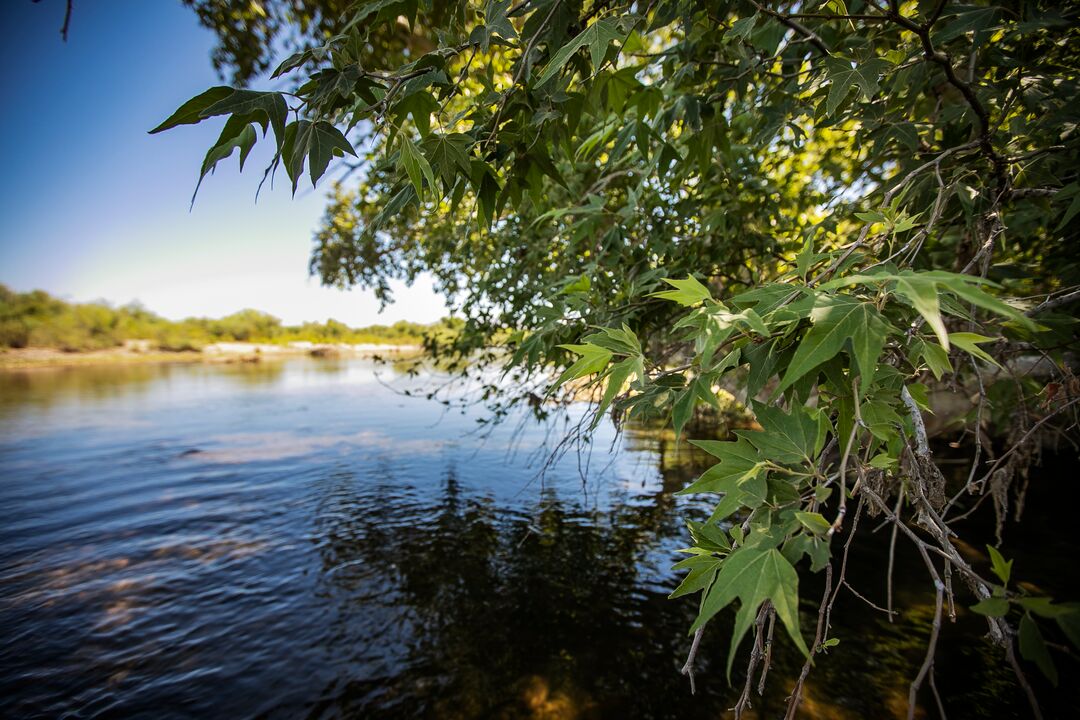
(0, 284, 449, 351)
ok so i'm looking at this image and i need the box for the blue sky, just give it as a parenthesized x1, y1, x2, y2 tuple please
(0, 0, 445, 325)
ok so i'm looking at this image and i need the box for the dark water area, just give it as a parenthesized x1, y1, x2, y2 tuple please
(1, 358, 1077, 719)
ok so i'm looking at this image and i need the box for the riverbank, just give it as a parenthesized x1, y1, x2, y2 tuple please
(0, 341, 421, 370)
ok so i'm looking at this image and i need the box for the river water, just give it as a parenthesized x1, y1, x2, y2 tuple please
(0, 357, 1074, 718)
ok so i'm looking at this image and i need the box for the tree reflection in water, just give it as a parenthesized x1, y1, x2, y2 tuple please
(303, 439, 1065, 719)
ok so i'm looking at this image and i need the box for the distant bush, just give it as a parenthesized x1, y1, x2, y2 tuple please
(0, 285, 449, 351)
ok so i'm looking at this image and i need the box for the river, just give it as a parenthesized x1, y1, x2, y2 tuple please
(0, 357, 1074, 718)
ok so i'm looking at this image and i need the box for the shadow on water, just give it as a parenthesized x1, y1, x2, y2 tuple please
(0, 358, 1076, 718)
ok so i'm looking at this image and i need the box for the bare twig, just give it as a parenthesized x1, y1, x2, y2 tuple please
(1005, 636, 1045, 720)
(1027, 288, 1080, 316)
(887, 490, 903, 622)
(906, 542, 943, 720)
(61, 0, 73, 41)
(785, 564, 834, 720)
(733, 603, 772, 718)
(680, 627, 704, 694)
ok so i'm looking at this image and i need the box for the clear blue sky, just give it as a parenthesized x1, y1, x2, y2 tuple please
(0, 0, 445, 325)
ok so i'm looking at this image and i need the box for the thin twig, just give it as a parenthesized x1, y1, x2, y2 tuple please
(680, 627, 704, 694)
(887, 490, 903, 622)
(784, 564, 833, 720)
(61, 0, 73, 42)
(906, 543, 943, 720)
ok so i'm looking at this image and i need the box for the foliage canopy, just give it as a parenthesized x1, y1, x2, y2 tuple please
(164, 0, 1080, 715)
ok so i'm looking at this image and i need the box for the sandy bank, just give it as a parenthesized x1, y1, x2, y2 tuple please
(0, 342, 421, 370)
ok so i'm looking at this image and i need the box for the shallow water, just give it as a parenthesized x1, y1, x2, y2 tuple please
(0, 358, 1075, 718)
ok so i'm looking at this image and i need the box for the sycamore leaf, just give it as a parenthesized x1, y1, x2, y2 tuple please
(422, 133, 473, 185)
(970, 596, 1009, 617)
(554, 343, 613, 388)
(537, 18, 622, 85)
(950, 332, 1000, 367)
(778, 295, 891, 394)
(287, 120, 357, 190)
(669, 554, 722, 599)
(915, 339, 953, 379)
(672, 385, 697, 440)
(200, 90, 288, 149)
(895, 275, 949, 350)
(824, 57, 891, 115)
(583, 325, 642, 355)
(1017, 597, 1072, 618)
(192, 115, 258, 203)
(150, 86, 235, 133)
(592, 357, 637, 429)
(738, 403, 825, 465)
(926, 272, 1037, 331)
(650, 275, 713, 306)
(399, 135, 437, 201)
(986, 545, 1012, 585)
(687, 519, 732, 553)
(795, 511, 831, 535)
(1020, 613, 1058, 686)
(691, 545, 809, 679)
(366, 184, 416, 235)
(1057, 607, 1080, 649)
(782, 532, 832, 571)
(680, 437, 767, 520)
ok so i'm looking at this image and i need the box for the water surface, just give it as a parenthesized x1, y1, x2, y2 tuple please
(0, 358, 1074, 718)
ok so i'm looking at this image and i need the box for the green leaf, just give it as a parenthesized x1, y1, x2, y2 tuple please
(366, 184, 416, 235)
(422, 133, 473, 185)
(824, 57, 891, 116)
(1056, 183, 1080, 230)
(986, 545, 1012, 585)
(795, 511, 832, 535)
(1056, 607, 1080, 649)
(692, 546, 809, 679)
(399, 135, 437, 201)
(778, 295, 891, 394)
(200, 90, 288, 149)
(687, 520, 732, 553)
(288, 120, 357, 190)
(739, 403, 824, 465)
(669, 554, 722, 599)
(895, 275, 949, 350)
(392, 90, 439, 136)
(583, 325, 642, 355)
(1019, 613, 1058, 686)
(536, 18, 622, 85)
(681, 438, 767, 519)
(950, 332, 1000, 367)
(1017, 597, 1071, 618)
(554, 343, 613, 387)
(728, 14, 757, 41)
(782, 532, 831, 572)
(868, 452, 898, 469)
(916, 339, 953, 379)
(592, 357, 636, 429)
(672, 385, 697, 440)
(650, 275, 713, 306)
(191, 115, 258, 202)
(942, 278, 1036, 331)
(149, 86, 234, 133)
(970, 596, 1010, 617)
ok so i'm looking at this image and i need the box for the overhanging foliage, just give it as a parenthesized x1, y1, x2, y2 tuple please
(161, 0, 1080, 715)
